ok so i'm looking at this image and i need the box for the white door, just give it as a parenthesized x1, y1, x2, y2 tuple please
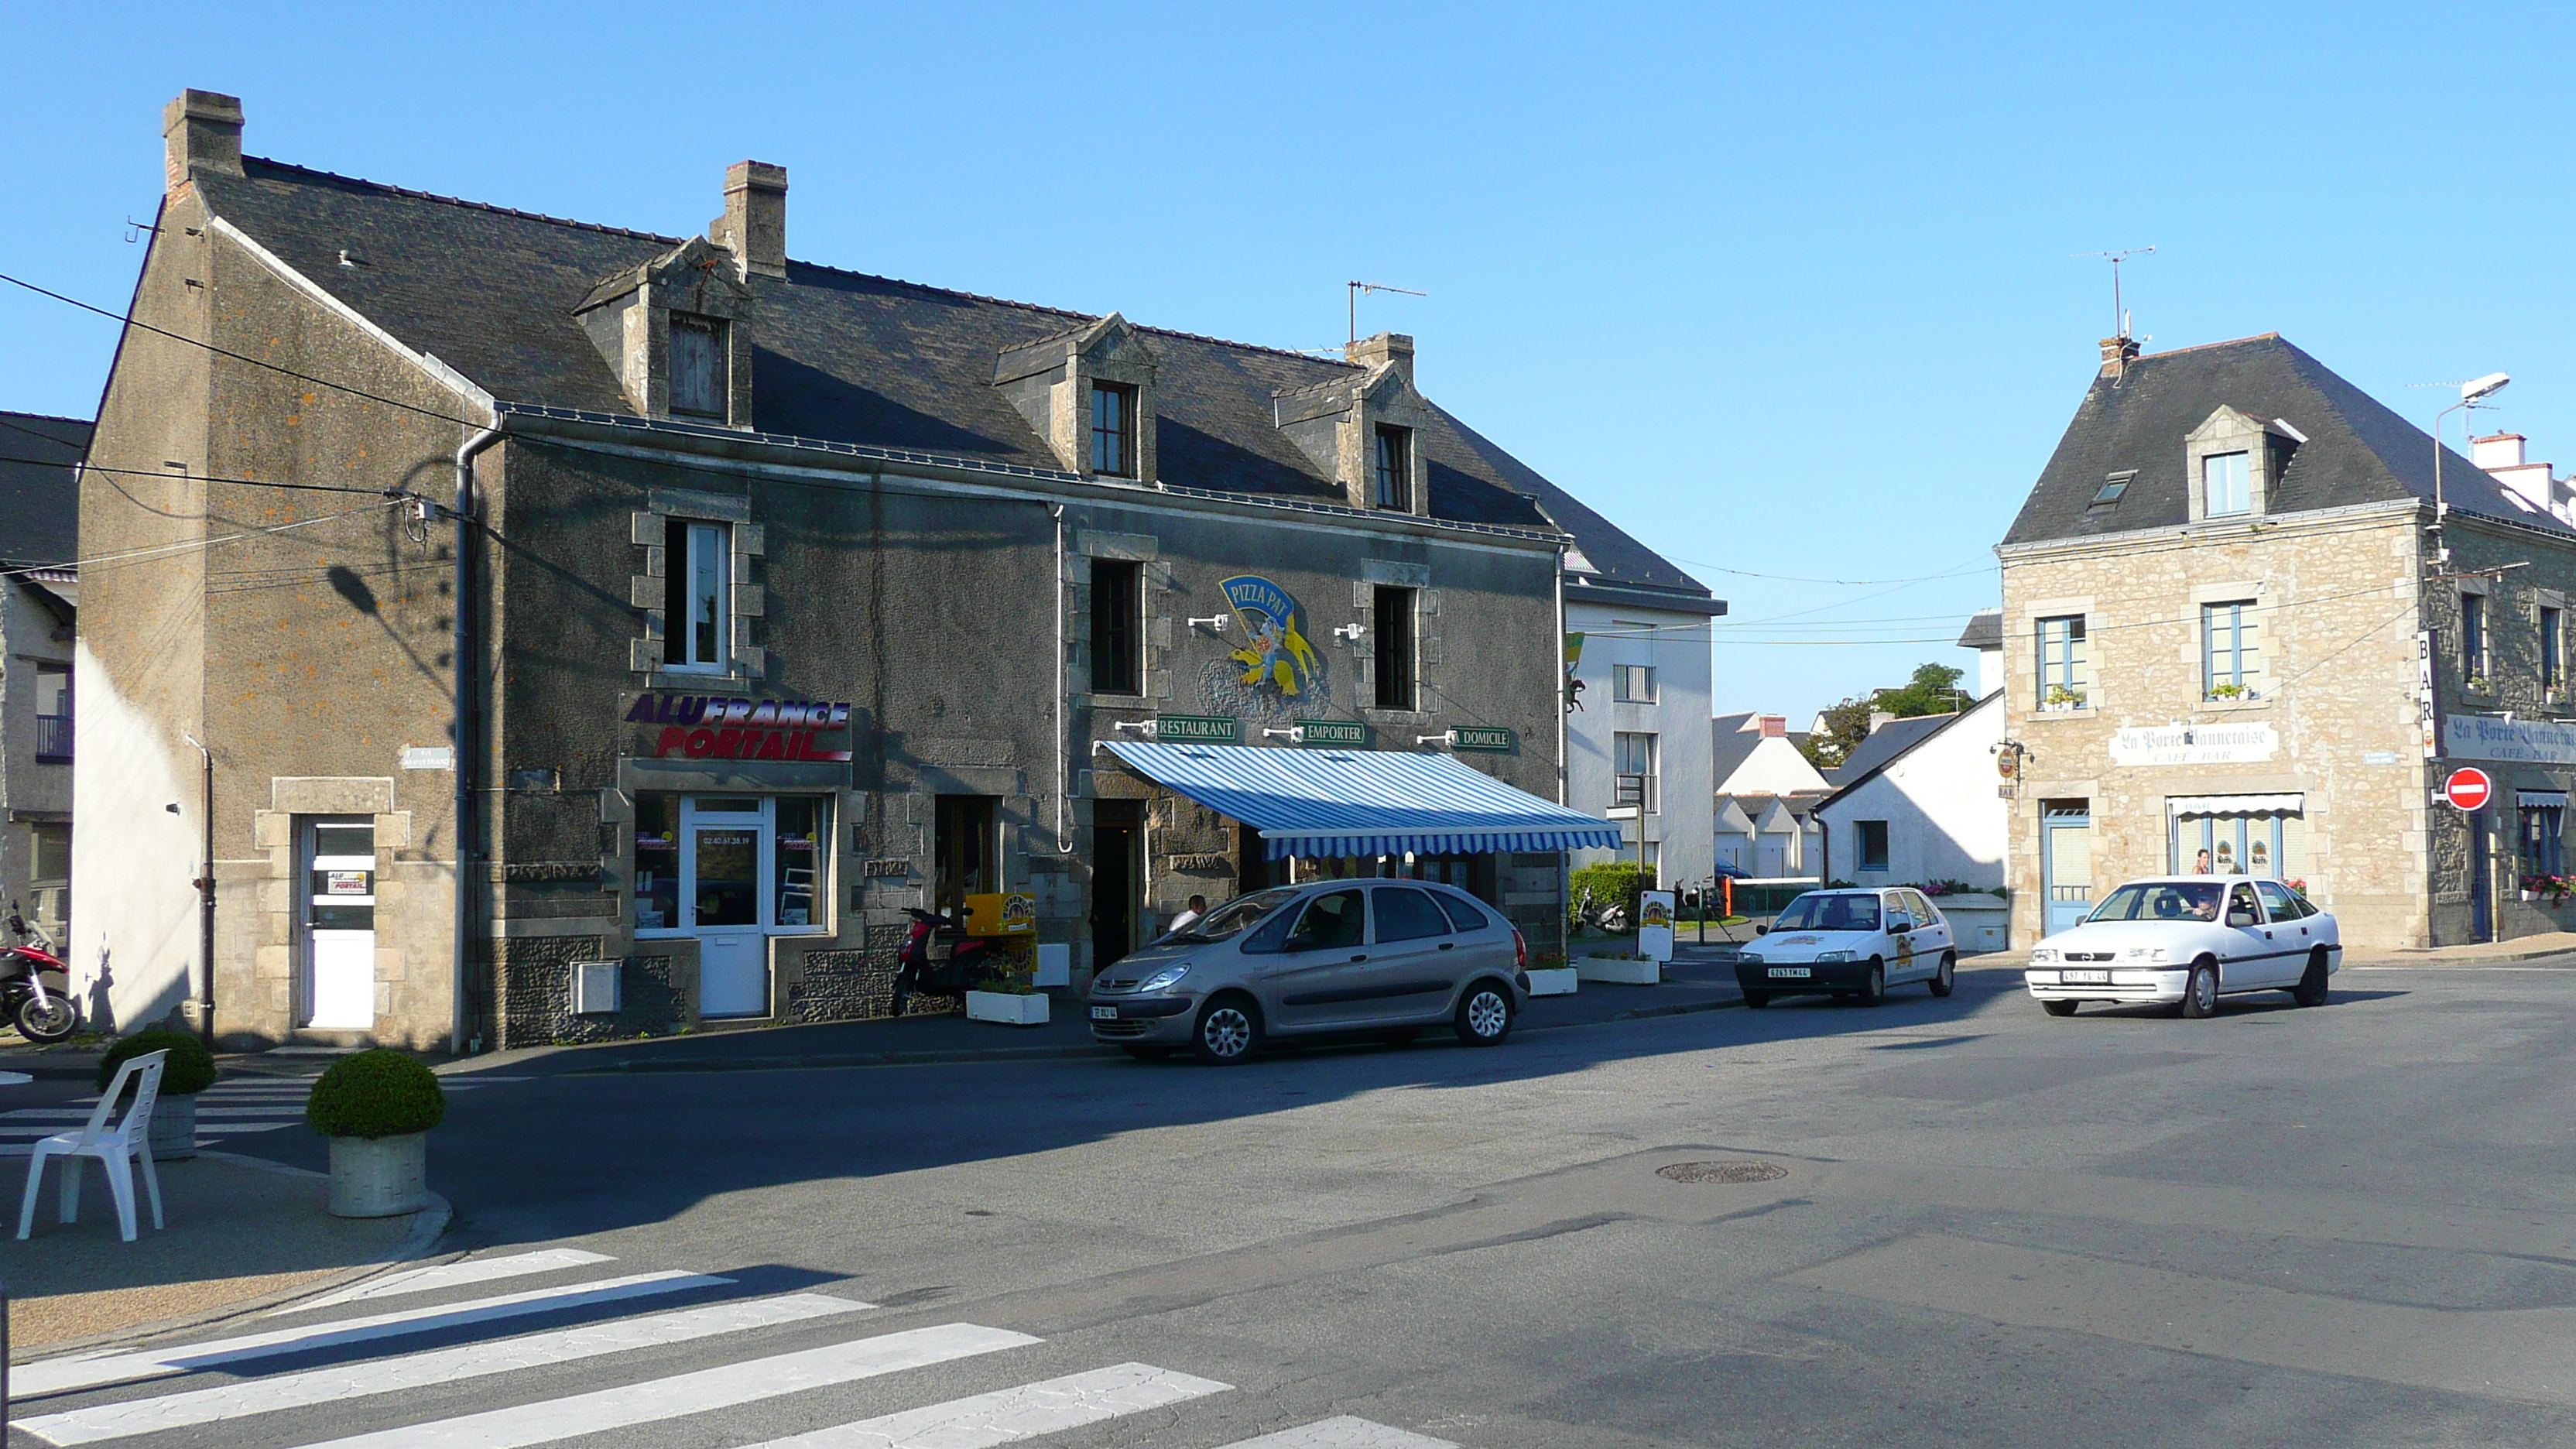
(687, 801, 769, 1017)
(303, 818, 376, 1029)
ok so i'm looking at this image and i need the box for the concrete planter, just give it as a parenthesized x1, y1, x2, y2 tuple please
(964, 990, 1050, 1026)
(1574, 957, 1660, 985)
(328, 1132, 430, 1218)
(148, 1093, 198, 1161)
(1525, 968, 1579, 997)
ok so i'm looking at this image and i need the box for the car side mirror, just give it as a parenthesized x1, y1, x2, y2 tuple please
(2228, 911, 2257, 928)
(1889, 921, 1912, 933)
(1753, 923, 1769, 934)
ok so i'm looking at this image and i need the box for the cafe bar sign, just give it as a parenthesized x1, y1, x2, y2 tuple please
(627, 693, 855, 762)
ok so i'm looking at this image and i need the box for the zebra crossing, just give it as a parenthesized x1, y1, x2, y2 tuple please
(0, 1074, 530, 1155)
(11, 1245, 1469, 1448)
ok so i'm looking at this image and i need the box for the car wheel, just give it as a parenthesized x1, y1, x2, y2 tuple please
(1121, 1044, 1172, 1061)
(2041, 999, 2079, 1017)
(2180, 961, 2220, 1019)
(1455, 981, 1514, 1046)
(1928, 952, 1956, 998)
(1854, 961, 1886, 1006)
(1742, 989, 1770, 1009)
(1190, 995, 1262, 1064)
(2292, 950, 2330, 1008)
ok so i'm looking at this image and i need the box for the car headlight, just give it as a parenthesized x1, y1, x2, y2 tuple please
(1737, 952, 1762, 964)
(1136, 964, 1191, 993)
(2030, 947, 2058, 963)
(2122, 947, 2169, 963)
(1814, 950, 1855, 963)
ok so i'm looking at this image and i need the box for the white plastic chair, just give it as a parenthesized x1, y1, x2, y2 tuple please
(17, 1047, 168, 1242)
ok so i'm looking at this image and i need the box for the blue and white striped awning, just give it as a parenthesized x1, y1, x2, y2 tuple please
(1098, 740, 1624, 860)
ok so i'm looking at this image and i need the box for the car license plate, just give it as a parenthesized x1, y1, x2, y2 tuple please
(2062, 969, 2110, 985)
(1089, 1005, 1118, 1021)
(1766, 967, 1810, 978)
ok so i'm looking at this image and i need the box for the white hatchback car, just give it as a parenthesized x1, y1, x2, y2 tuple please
(1734, 887, 1957, 1007)
(2025, 876, 2340, 1018)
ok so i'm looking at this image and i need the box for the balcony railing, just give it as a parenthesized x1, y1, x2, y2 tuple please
(35, 713, 70, 762)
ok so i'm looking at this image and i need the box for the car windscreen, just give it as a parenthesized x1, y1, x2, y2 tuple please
(1772, 893, 1879, 932)
(2087, 882, 2224, 923)
(1162, 886, 1300, 944)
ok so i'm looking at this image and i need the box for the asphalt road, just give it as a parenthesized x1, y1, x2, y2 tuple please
(19, 957, 2576, 1447)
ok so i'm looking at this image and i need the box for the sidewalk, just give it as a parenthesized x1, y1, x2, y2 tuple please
(3, 1153, 447, 1356)
(470, 954, 1749, 1078)
(2343, 931, 2576, 968)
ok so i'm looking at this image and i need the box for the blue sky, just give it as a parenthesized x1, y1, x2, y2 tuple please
(5, 3, 2571, 723)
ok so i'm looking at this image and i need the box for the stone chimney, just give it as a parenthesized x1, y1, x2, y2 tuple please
(711, 162, 788, 280)
(2098, 335, 2140, 379)
(1346, 331, 1415, 382)
(1758, 715, 1787, 738)
(163, 90, 244, 191)
(1869, 710, 1896, 735)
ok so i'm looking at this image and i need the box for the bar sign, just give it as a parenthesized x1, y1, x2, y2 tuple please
(1447, 726, 1515, 752)
(1157, 714, 1238, 742)
(1296, 719, 1368, 746)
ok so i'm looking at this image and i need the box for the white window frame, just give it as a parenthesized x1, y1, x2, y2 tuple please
(1612, 663, 1656, 703)
(666, 519, 732, 674)
(2204, 450, 2252, 517)
(635, 794, 831, 940)
(1613, 730, 1660, 813)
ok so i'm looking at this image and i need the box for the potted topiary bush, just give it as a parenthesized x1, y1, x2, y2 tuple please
(306, 1050, 446, 1218)
(97, 1029, 218, 1161)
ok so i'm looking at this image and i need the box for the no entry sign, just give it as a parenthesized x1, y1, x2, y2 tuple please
(2444, 766, 2496, 811)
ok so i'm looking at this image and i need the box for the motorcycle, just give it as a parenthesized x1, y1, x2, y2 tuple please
(889, 906, 1008, 1016)
(3, 900, 80, 1043)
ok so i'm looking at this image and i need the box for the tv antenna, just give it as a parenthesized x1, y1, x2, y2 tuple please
(1348, 280, 1426, 346)
(2074, 247, 2155, 337)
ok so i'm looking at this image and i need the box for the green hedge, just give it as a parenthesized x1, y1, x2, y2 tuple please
(1569, 861, 1648, 929)
(307, 1050, 447, 1139)
(97, 1029, 218, 1096)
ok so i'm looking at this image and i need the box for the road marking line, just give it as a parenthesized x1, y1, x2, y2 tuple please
(271, 1322, 1040, 1449)
(740, 1362, 1231, 1447)
(18, 1293, 873, 1446)
(3, 1108, 308, 1119)
(1217, 1418, 1461, 1448)
(0, 1122, 294, 1139)
(269, 1249, 617, 1314)
(14, 1270, 735, 1398)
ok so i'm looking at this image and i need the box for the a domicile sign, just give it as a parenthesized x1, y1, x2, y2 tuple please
(626, 693, 855, 762)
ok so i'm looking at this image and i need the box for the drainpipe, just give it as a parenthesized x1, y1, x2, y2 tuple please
(1553, 546, 1571, 972)
(182, 732, 214, 1046)
(451, 423, 504, 1053)
(1050, 502, 1075, 853)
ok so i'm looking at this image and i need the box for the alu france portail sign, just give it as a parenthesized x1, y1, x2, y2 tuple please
(628, 693, 855, 762)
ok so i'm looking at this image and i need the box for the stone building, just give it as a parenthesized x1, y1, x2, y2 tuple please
(1999, 331, 2576, 950)
(77, 91, 1649, 1050)
(0, 412, 83, 947)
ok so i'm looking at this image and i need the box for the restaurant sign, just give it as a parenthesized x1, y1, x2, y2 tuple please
(2108, 722, 2278, 767)
(1156, 714, 1238, 743)
(626, 693, 855, 762)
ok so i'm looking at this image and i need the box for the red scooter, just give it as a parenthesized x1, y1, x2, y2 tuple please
(889, 907, 1007, 1016)
(3, 901, 78, 1043)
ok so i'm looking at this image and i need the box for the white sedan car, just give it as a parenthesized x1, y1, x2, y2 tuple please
(2025, 876, 2340, 1018)
(1735, 886, 1958, 1006)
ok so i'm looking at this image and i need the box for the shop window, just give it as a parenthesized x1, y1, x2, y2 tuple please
(663, 519, 731, 673)
(2203, 450, 2250, 517)
(2462, 592, 2489, 685)
(1373, 586, 1416, 709)
(935, 794, 997, 915)
(1614, 731, 1658, 812)
(1091, 560, 1142, 695)
(669, 313, 728, 420)
(2174, 810, 2303, 879)
(1612, 664, 1656, 703)
(2202, 601, 2260, 700)
(1855, 820, 1890, 872)
(2036, 615, 2087, 708)
(633, 793, 830, 934)
(1372, 425, 1412, 511)
(1090, 382, 1136, 478)
(2523, 804, 2564, 879)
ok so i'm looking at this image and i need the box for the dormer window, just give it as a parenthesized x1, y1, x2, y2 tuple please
(2204, 451, 2251, 516)
(1373, 425, 1413, 510)
(1090, 382, 1136, 478)
(670, 313, 729, 420)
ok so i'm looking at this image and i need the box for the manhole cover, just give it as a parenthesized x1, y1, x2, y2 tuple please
(1657, 1160, 1787, 1184)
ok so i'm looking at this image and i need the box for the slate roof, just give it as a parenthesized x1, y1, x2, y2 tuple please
(0, 411, 89, 567)
(1709, 712, 1769, 788)
(2004, 334, 2554, 546)
(1956, 608, 2002, 651)
(194, 159, 1714, 601)
(1832, 711, 1957, 783)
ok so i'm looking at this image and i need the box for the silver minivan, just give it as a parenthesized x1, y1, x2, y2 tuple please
(1086, 880, 1532, 1064)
